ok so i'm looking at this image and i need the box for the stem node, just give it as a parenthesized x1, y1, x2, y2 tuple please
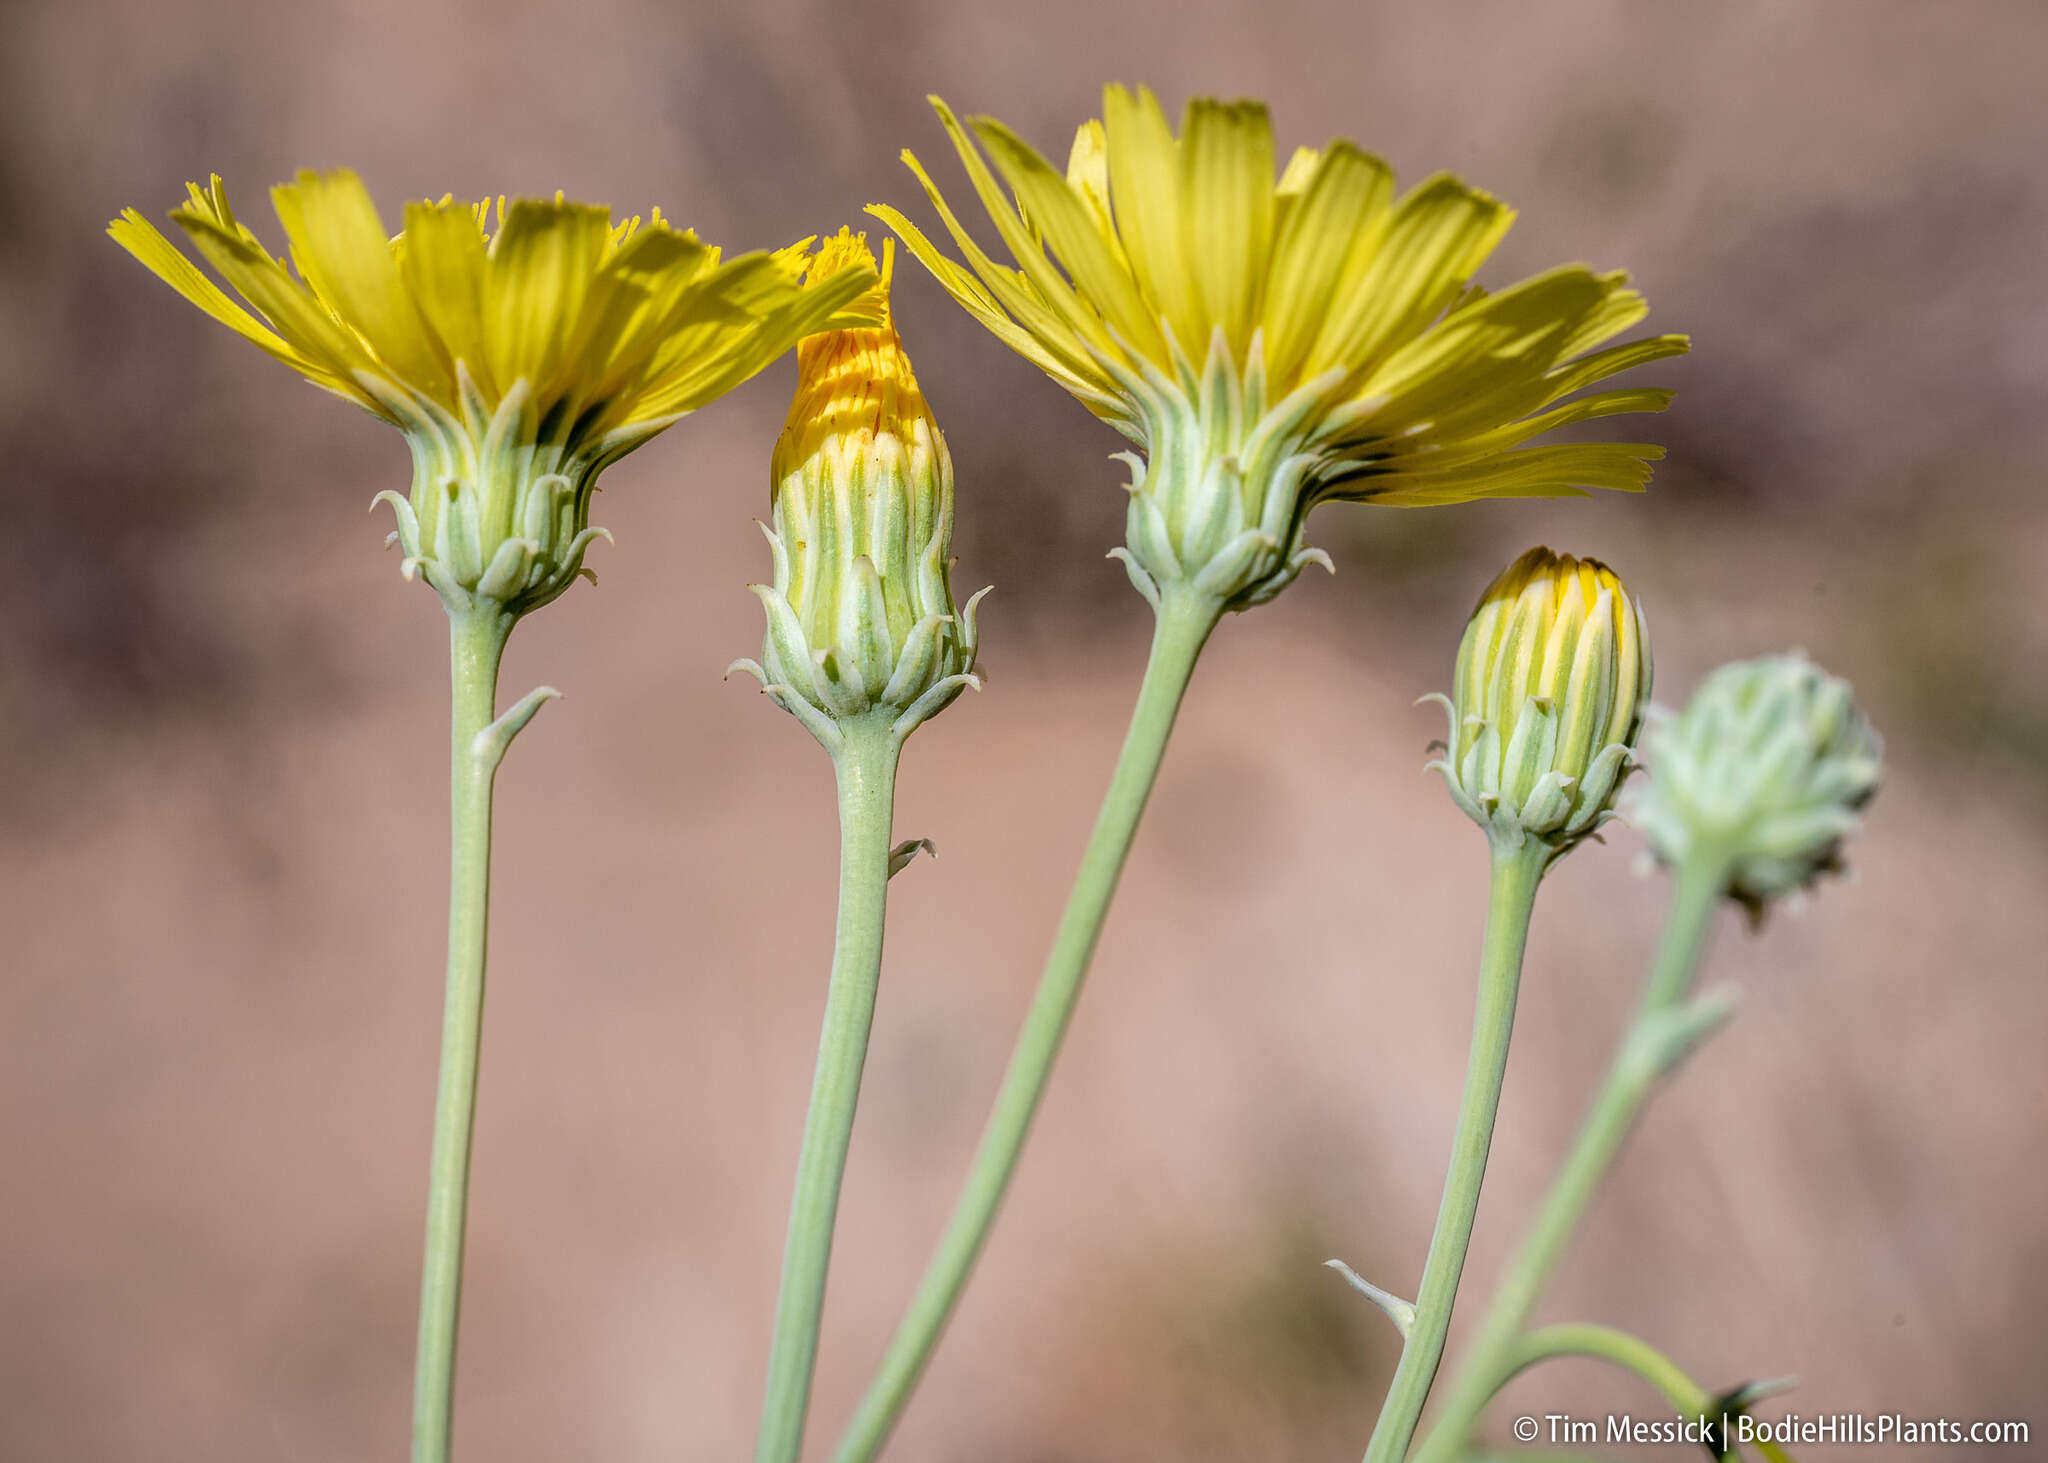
(472, 684, 561, 768)
(1326, 1260, 1416, 1337)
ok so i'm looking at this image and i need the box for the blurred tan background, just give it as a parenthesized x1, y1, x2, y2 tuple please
(4, 1, 2046, 1459)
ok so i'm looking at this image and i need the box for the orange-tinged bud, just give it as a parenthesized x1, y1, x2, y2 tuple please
(734, 232, 986, 751)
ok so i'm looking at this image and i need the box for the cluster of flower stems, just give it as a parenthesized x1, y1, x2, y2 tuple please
(107, 98, 1872, 1463)
(421, 583, 1822, 1463)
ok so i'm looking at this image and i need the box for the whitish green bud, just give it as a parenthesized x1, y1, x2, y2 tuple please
(732, 234, 985, 750)
(1627, 653, 1882, 917)
(1427, 546, 1652, 859)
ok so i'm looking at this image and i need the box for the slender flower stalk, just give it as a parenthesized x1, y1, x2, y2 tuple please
(1360, 840, 1542, 1463)
(1412, 853, 1735, 1463)
(111, 172, 876, 1463)
(831, 584, 1216, 1463)
(756, 718, 902, 1463)
(415, 605, 528, 1458)
(1365, 548, 1652, 1463)
(836, 92, 1687, 1460)
(732, 232, 984, 1463)
(1415, 654, 1881, 1461)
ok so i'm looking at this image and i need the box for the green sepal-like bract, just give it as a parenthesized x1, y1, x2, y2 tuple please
(370, 367, 662, 619)
(734, 452, 987, 750)
(1101, 328, 1338, 613)
(1627, 652, 1882, 919)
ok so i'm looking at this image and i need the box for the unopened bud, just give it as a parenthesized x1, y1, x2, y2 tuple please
(1428, 547, 1651, 859)
(1627, 652, 1882, 917)
(732, 231, 986, 750)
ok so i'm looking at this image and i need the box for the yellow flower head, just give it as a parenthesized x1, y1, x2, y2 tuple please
(110, 171, 877, 616)
(735, 230, 984, 750)
(1431, 547, 1652, 857)
(871, 88, 1689, 611)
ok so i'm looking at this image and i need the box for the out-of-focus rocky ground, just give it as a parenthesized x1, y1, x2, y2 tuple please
(3, 2, 2045, 1458)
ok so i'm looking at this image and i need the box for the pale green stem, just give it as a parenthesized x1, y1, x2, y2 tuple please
(413, 605, 517, 1463)
(756, 718, 903, 1463)
(828, 587, 1222, 1463)
(1363, 840, 1547, 1463)
(1499, 1326, 1803, 1462)
(1497, 1324, 1713, 1415)
(1412, 851, 1731, 1463)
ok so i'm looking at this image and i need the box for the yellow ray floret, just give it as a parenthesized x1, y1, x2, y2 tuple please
(870, 86, 1688, 509)
(773, 230, 936, 486)
(111, 170, 878, 444)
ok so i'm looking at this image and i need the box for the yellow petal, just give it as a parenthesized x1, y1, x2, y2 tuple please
(627, 250, 870, 420)
(398, 198, 494, 397)
(1361, 266, 1613, 426)
(270, 169, 447, 393)
(483, 197, 613, 398)
(1270, 144, 1322, 244)
(1065, 121, 1125, 262)
(108, 207, 299, 361)
(925, 99, 1120, 365)
(1276, 145, 1321, 196)
(883, 148, 1120, 393)
(1101, 84, 1203, 352)
(969, 115, 1162, 358)
(1307, 174, 1513, 383)
(867, 202, 1116, 410)
(1413, 387, 1678, 466)
(1262, 142, 1394, 386)
(171, 205, 383, 408)
(1356, 442, 1662, 505)
(1556, 275, 1649, 358)
(1177, 97, 1275, 359)
(565, 224, 718, 413)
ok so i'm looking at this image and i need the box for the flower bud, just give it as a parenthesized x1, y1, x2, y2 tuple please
(733, 231, 986, 749)
(1626, 653, 1882, 917)
(1428, 547, 1651, 858)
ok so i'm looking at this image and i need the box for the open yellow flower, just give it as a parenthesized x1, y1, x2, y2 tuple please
(111, 171, 876, 616)
(871, 87, 1689, 611)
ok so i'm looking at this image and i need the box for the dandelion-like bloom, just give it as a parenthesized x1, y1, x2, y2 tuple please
(734, 231, 985, 750)
(872, 87, 1688, 612)
(1428, 547, 1651, 859)
(112, 171, 876, 618)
